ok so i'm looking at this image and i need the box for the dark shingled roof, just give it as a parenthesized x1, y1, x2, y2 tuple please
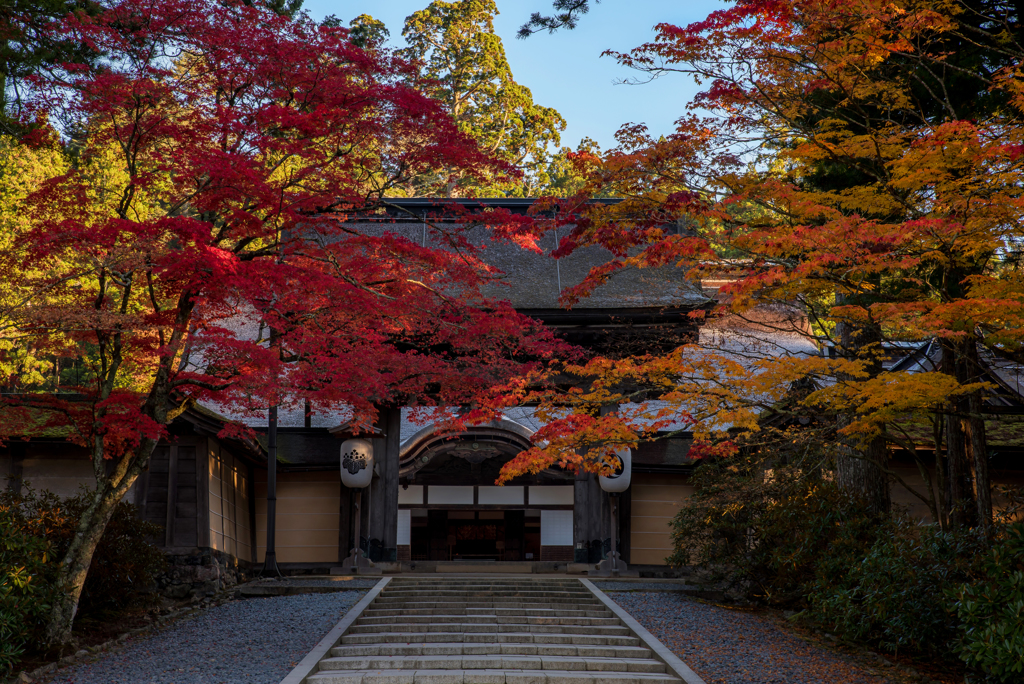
(329, 198, 711, 312)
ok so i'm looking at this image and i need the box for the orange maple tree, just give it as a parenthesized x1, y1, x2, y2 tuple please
(493, 0, 1024, 529)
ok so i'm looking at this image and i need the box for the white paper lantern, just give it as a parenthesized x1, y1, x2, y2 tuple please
(599, 448, 631, 493)
(340, 438, 374, 489)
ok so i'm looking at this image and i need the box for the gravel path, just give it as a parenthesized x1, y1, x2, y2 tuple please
(608, 591, 892, 684)
(49, 590, 367, 684)
(593, 581, 696, 592)
(246, 578, 382, 589)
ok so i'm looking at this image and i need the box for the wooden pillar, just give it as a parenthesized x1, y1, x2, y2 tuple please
(165, 445, 179, 548)
(338, 485, 353, 564)
(245, 461, 256, 563)
(574, 472, 608, 562)
(619, 485, 631, 564)
(368, 407, 401, 562)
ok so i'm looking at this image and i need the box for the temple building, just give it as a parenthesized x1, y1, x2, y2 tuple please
(4, 199, 1023, 584)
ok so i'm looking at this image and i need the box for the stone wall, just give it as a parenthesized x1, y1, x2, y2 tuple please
(158, 548, 254, 599)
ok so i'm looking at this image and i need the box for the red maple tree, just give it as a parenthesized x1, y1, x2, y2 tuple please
(0, 0, 563, 648)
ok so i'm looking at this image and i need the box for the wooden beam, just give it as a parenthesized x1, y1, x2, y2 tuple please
(165, 445, 179, 548)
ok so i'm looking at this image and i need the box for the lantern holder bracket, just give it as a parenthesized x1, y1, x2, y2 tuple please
(337, 484, 382, 576)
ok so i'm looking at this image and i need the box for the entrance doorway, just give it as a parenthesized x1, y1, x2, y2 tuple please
(410, 510, 537, 561)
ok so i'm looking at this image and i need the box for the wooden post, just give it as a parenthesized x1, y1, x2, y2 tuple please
(259, 406, 281, 576)
(165, 446, 179, 548)
(382, 407, 401, 561)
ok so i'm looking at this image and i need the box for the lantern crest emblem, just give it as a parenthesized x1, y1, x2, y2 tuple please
(340, 438, 374, 489)
(342, 448, 368, 474)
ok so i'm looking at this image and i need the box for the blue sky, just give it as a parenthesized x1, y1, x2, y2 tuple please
(299, 0, 723, 152)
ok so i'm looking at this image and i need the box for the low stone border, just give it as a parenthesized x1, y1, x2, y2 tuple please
(580, 578, 707, 684)
(240, 584, 367, 597)
(277, 576, 391, 684)
(14, 589, 246, 684)
(17, 607, 198, 683)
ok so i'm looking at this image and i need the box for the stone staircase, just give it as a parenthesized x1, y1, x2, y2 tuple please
(305, 578, 683, 684)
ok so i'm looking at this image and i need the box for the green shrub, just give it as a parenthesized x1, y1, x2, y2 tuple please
(0, 491, 54, 677)
(31, 488, 166, 622)
(808, 521, 989, 659)
(668, 446, 886, 604)
(0, 485, 165, 672)
(953, 521, 1024, 682)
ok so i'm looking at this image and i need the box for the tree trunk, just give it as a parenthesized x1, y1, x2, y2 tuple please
(43, 483, 124, 651)
(940, 336, 991, 529)
(836, 433, 891, 516)
(930, 413, 948, 530)
(42, 434, 158, 651)
(943, 395, 977, 529)
(835, 308, 890, 516)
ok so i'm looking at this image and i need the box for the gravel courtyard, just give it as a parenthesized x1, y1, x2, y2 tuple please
(47, 590, 367, 684)
(606, 590, 896, 684)
(37, 580, 908, 684)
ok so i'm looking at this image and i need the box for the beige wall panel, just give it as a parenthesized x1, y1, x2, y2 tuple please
(253, 534, 338, 563)
(255, 470, 331, 484)
(255, 472, 341, 564)
(632, 531, 674, 548)
(631, 548, 672, 565)
(269, 497, 340, 517)
(629, 473, 691, 566)
(278, 547, 338, 563)
(21, 458, 94, 498)
(267, 513, 339, 530)
(254, 481, 339, 499)
(631, 500, 685, 518)
(633, 473, 690, 487)
(631, 516, 679, 533)
(262, 528, 336, 547)
(631, 485, 694, 502)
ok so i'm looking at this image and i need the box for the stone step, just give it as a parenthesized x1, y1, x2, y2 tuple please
(386, 581, 581, 586)
(375, 599, 603, 608)
(381, 585, 592, 591)
(319, 655, 666, 674)
(307, 670, 681, 684)
(377, 597, 601, 604)
(385, 585, 583, 590)
(372, 606, 605, 614)
(341, 632, 641, 647)
(383, 584, 590, 589)
(298, 579, 689, 684)
(361, 608, 610, 619)
(382, 589, 593, 593)
(357, 616, 621, 627)
(347, 623, 631, 636)
(330, 644, 653, 660)
(377, 595, 596, 603)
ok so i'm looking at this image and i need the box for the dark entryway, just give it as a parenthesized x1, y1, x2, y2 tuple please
(411, 510, 530, 561)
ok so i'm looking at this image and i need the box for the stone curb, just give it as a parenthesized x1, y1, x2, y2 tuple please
(579, 579, 706, 684)
(278, 576, 391, 684)
(17, 602, 206, 684)
(241, 585, 370, 597)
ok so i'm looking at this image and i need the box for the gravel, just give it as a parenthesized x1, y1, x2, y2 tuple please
(48, 590, 367, 684)
(247, 578, 382, 589)
(593, 581, 696, 592)
(607, 591, 892, 684)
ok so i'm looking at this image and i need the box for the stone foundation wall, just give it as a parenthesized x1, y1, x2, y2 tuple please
(158, 547, 255, 599)
(540, 545, 573, 562)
